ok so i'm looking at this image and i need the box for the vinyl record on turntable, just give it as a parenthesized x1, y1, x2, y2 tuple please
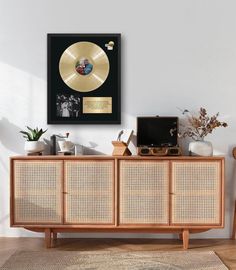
(59, 41, 110, 92)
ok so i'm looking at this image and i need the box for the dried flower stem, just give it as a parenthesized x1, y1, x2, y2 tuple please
(179, 107, 228, 141)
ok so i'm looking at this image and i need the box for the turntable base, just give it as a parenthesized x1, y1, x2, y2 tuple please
(138, 146, 181, 156)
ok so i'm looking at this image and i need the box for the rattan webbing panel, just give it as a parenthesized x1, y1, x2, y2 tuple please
(171, 161, 221, 224)
(119, 161, 169, 224)
(65, 161, 114, 224)
(14, 161, 63, 224)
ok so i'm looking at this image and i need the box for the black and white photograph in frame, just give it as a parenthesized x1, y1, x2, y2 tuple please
(56, 94, 81, 118)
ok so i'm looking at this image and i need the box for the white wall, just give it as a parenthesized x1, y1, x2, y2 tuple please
(0, 0, 236, 239)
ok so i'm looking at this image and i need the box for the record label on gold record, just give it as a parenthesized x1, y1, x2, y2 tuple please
(59, 42, 110, 92)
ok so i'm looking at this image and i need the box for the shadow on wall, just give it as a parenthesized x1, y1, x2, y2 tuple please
(43, 139, 106, 156)
(0, 119, 106, 156)
(0, 214, 9, 225)
(82, 142, 105, 155)
(0, 117, 24, 154)
(0, 214, 10, 236)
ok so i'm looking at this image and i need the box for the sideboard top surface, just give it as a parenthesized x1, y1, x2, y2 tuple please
(10, 155, 225, 161)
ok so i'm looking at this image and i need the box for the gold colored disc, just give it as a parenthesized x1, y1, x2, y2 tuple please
(59, 41, 110, 92)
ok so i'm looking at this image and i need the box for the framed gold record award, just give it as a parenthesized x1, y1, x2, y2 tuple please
(47, 33, 121, 124)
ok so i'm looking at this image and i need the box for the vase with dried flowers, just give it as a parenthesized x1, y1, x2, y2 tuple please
(179, 107, 228, 156)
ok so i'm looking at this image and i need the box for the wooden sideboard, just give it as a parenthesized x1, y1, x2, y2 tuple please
(10, 155, 225, 249)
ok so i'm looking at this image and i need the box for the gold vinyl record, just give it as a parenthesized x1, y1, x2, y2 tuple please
(59, 41, 110, 92)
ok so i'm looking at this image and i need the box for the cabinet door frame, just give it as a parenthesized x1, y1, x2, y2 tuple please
(170, 159, 224, 227)
(11, 159, 64, 226)
(118, 159, 170, 227)
(63, 159, 115, 226)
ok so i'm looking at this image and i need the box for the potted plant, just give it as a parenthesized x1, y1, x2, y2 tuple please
(179, 107, 228, 156)
(20, 126, 47, 153)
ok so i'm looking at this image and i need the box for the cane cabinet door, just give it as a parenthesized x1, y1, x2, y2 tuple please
(119, 160, 169, 225)
(13, 160, 63, 224)
(64, 161, 114, 224)
(171, 161, 222, 225)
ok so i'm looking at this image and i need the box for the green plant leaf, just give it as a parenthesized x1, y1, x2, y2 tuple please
(20, 126, 47, 141)
(20, 131, 29, 135)
(26, 126, 34, 133)
(20, 131, 33, 141)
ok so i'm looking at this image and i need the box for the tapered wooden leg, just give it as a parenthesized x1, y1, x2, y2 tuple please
(232, 201, 236, 239)
(45, 229, 52, 248)
(182, 229, 189, 250)
(52, 232, 57, 240)
(179, 233, 183, 240)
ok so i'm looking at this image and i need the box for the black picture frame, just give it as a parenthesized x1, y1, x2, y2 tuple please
(47, 33, 121, 124)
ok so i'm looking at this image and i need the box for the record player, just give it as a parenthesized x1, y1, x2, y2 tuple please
(137, 116, 181, 156)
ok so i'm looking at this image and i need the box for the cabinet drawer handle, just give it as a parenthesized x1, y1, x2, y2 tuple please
(63, 192, 68, 194)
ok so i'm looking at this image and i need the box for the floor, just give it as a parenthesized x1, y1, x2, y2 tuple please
(0, 238, 236, 269)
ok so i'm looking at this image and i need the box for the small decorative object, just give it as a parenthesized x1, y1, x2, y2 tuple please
(179, 107, 228, 156)
(47, 33, 121, 124)
(112, 129, 133, 156)
(50, 132, 70, 155)
(74, 144, 83, 156)
(58, 140, 75, 155)
(20, 127, 47, 155)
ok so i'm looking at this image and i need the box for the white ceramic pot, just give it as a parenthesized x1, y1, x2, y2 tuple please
(24, 141, 45, 153)
(189, 140, 213, 156)
(188, 141, 213, 157)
